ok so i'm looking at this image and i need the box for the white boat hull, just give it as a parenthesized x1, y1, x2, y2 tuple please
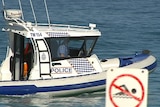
(0, 71, 106, 96)
(0, 52, 157, 96)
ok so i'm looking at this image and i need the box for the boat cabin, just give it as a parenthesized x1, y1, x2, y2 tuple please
(0, 0, 102, 81)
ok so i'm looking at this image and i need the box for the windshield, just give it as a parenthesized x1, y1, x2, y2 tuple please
(46, 37, 98, 60)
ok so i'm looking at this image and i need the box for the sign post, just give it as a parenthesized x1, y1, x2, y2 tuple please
(106, 68, 148, 107)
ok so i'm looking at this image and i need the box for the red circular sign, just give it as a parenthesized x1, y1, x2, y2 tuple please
(109, 74, 145, 107)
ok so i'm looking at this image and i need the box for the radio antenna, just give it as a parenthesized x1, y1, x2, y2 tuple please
(44, 0, 51, 27)
(18, 0, 24, 20)
(30, 0, 37, 25)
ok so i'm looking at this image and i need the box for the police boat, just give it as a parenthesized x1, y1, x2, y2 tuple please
(0, 0, 156, 96)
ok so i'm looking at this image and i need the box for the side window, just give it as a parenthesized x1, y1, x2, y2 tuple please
(85, 39, 97, 56)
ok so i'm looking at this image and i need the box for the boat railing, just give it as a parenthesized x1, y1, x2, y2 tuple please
(2, 0, 51, 26)
(2, 0, 98, 31)
(35, 23, 98, 30)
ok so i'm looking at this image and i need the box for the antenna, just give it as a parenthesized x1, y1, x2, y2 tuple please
(2, 0, 5, 10)
(30, 0, 37, 25)
(1, 0, 7, 19)
(44, 0, 51, 27)
(18, 0, 24, 20)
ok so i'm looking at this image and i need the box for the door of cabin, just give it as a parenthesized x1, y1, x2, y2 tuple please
(12, 33, 24, 80)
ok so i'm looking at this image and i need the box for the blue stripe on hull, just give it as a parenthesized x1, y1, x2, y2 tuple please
(144, 61, 157, 71)
(0, 79, 106, 95)
(0, 85, 37, 95)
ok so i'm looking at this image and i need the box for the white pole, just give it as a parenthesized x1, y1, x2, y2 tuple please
(18, 0, 24, 20)
(2, 0, 5, 9)
(44, 0, 51, 27)
(30, 0, 37, 25)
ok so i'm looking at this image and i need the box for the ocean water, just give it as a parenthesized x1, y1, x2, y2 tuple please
(0, 0, 160, 106)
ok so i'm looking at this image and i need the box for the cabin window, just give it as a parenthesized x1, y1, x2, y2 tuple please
(68, 39, 84, 57)
(86, 39, 97, 55)
(46, 37, 98, 60)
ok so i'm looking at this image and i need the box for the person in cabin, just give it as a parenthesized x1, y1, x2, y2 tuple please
(57, 39, 69, 57)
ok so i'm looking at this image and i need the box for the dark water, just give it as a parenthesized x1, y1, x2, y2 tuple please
(0, 0, 160, 106)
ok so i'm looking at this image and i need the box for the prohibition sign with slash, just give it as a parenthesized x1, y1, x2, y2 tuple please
(108, 74, 145, 107)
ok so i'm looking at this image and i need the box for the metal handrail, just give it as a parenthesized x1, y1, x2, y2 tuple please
(35, 23, 90, 29)
(1, 0, 98, 31)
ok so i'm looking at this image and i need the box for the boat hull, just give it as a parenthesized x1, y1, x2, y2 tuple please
(0, 54, 157, 96)
(0, 72, 106, 96)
